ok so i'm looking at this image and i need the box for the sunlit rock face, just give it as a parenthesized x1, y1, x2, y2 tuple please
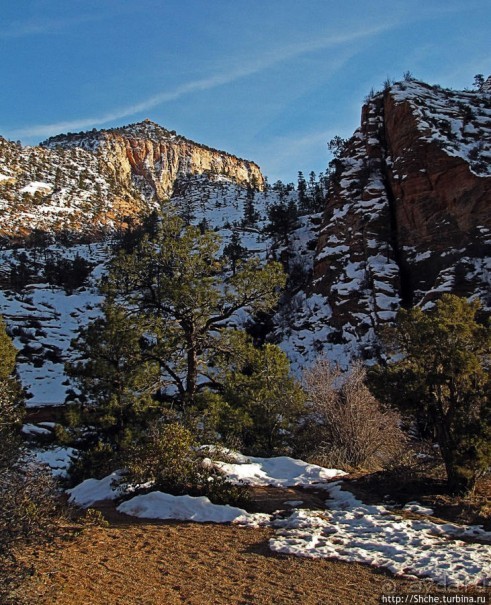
(43, 119, 264, 201)
(0, 120, 264, 240)
(312, 80, 491, 357)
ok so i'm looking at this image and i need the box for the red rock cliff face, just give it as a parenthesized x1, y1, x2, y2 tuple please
(44, 121, 264, 202)
(121, 135, 264, 199)
(312, 80, 491, 357)
(383, 92, 490, 253)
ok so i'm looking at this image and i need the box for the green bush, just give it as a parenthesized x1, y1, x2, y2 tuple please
(371, 294, 491, 495)
(120, 421, 249, 506)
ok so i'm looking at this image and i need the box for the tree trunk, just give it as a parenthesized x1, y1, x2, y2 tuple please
(445, 463, 476, 496)
(439, 435, 477, 495)
(185, 328, 198, 407)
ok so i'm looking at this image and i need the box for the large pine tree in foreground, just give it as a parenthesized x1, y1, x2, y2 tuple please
(99, 211, 286, 406)
(68, 210, 289, 468)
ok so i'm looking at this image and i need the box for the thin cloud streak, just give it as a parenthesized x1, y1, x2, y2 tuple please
(0, 14, 103, 39)
(11, 21, 397, 140)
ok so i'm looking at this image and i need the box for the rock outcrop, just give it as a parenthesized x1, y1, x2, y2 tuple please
(312, 79, 491, 358)
(43, 120, 264, 201)
(0, 120, 264, 240)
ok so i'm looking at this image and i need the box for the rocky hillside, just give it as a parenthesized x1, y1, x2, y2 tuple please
(0, 77, 490, 401)
(0, 135, 147, 241)
(306, 78, 491, 362)
(42, 120, 264, 200)
(0, 120, 263, 241)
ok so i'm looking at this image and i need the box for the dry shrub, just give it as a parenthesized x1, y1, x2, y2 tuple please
(1, 378, 63, 604)
(0, 458, 63, 605)
(299, 360, 406, 471)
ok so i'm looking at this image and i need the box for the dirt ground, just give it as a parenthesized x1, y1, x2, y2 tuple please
(19, 517, 423, 605)
(13, 487, 489, 605)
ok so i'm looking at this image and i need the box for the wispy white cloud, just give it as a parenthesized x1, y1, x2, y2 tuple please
(10, 21, 398, 140)
(0, 14, 102, 39)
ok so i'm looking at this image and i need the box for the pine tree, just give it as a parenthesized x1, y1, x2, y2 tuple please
(0, 316, 21, 469)
(243, 187, 260, 227)
(223, 231, 247, 275)
(214, 331, 305, 454)
(328, 135, 347, 158)
(473, 74, 485, 90)
(0, 318, 59, 599)
(67, 303, 162, 478)
(297, 171, 307, 212)
(76, 211, 286, 409)
(372, 294, 491, 494)
(265, 200, 299, 245)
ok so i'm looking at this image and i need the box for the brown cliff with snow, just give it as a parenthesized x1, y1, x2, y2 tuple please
(44, 120, 264, 201)
(312, 79, 491, 357)
(0, 121, 264, 239)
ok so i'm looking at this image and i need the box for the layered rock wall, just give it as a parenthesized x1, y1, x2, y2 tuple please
(44, 121, 264, 201)
(312, 80, 491, 357)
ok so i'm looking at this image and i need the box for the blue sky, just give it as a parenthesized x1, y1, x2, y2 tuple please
(1, 0, 489, 183)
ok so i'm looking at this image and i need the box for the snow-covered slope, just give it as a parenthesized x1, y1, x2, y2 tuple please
(0, 244, 105, 405)
(66, 453, 491, 587)
(1, 78, 490, 400)
(0, 136, 149, 240)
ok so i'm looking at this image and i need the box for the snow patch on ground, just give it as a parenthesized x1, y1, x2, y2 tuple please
(67, 472, 124, 507)
(215, 454, 346, 487)
(34, 446, 77, 478)
(117, 492, 269, 526)
(270, 482, 491, 587)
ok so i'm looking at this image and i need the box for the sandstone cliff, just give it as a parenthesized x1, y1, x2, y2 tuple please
(312, 79, 491, 358)
(43, 120, 264, 201)
(0, 120, 264, 240)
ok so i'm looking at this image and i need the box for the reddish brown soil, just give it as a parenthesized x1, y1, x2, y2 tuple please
(13, 477, 491, 604)
(19, 517, 423, 605)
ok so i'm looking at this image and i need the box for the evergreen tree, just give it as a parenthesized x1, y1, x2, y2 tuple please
(327, 135, 347, 158)
(223, 231, 247, 275)
(371, 294, 491, 494)
(242, 187, 260, 227)
(473, 74, 485, 90)
(80, 211, 286, 409)
(0, 316, 21, 469)
(297, 171, 307, 212)
(308, 171, 316, 191)
(213, 331, 305, 454)
(0, 317, 60, 600)
(265, 200, 299, 245)
(67, 302, 161, 475)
